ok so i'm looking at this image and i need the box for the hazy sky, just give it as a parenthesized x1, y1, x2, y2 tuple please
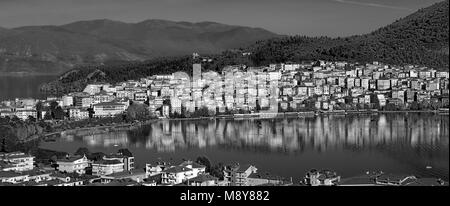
(0, 0, 443, 37)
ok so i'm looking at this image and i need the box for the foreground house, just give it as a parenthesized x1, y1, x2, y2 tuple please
(0, 169, 52, 185)
(101, 169, 146, 184)
(145, 161, 172, 178)
(374, 174, 417, 186)
(161, 166, 194, 185)
(247, 171, 290, 186)
(304, 169, 341, 186)
(186, 174, 218, 186)
(0, 152, 35, 172)
(91, 160, 124, 176)
(0, 171, 29, 184)
(56, 155, 90, 174)
(49, 173, 85, 186)
(103, 152, 135, 171)
(223, 163, 258, 186)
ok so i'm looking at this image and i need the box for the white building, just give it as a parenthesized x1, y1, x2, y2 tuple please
(14, 110, 37, 120)
(0, 152, 35, 172)
(69, 108, 89, 120)
(56, 155, 90, 174)
(161, 166, 195, 185)
(91, 160, 124, 176)
(93, 102, 127, 118)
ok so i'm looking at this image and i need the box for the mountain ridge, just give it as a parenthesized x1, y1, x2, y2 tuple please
(0, 19, 279, 74)
(248, 0, 448, 70)
(39, 0, 449, 95)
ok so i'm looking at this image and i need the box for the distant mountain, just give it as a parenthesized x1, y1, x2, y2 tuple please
(41, 0, 449, 95)
(249, 0, 449, 69)
(0, 19, 279, 74)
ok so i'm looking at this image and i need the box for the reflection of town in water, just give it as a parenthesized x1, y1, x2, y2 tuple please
(61, 114, 449, 155)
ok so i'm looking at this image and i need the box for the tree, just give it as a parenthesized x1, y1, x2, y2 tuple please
(196, 156, 212, 172)
(87, 108, 94, 118)
(1, 138, 7, 153)
(74, 147, 91, 157)
(384, 103, 398, 111)
(192, 106, 210, 118)
(210, 163, 225, 180)
(49, 101, 59, 111)
(43, 111, 52, 120)
(118, 148, 133, 157)
(126, 103, 150, 120)
(36, 102, 43, 120)
(27, 116, 36, 123)
(54, 106, 66, 120)
(88, 152, 106, 161)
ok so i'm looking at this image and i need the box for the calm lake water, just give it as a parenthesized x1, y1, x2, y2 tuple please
(40, 113, 449, 181)
(0, 75, 57, 101)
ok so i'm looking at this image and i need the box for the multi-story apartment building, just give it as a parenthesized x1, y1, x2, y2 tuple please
(223, 164, 258, 186)
(92, 102, 127, 117)
(0, 152, 35, 172)
(56, 155, 90, 174)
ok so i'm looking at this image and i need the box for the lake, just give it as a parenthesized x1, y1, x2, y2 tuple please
(0, 75, 57, 101)
(40, 113, 449, 182)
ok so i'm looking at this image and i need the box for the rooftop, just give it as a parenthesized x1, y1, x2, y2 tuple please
(189, 174, 218, 183)
(163, 165, 192, 174)
(93, 159, 123, 165)
(248, 171, 283, 180)
(338, 175, 377, 186)
(0, 171, 28, 178)
(56, 155, 86, 163)
(236, 164, 254, 173)
(403, 178, 449, 186)
(180, 161, 206, 169)
(376, 174, 416, 183)
(104, 169, 145, 178)
(93, 102, 126, 107)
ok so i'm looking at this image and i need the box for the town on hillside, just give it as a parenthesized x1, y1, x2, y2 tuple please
(1, 60, 449, 186)
(1, 61, 449, 122)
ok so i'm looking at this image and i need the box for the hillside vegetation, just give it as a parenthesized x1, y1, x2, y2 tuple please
(0, 19, 278, 74)
(41, 1, 449, 95)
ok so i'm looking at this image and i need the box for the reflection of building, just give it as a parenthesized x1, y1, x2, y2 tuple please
(75, 114, 448, 161)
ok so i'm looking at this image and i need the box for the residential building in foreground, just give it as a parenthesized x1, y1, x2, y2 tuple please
(0, 152, 35, 172)
(56, 155, 90, 174)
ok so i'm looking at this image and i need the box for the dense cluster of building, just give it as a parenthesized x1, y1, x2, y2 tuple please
(1, 61, 448, 121)
(1, 150, 447, 186)
(0, 150, 293, 186)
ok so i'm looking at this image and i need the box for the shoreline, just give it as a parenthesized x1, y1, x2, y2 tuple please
(28, 109, 447, 143)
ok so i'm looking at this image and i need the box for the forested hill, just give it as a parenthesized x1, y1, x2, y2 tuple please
(248, 0, 449, 69)
(41, 0, 449, 95)
(0, 19, 278, 74)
